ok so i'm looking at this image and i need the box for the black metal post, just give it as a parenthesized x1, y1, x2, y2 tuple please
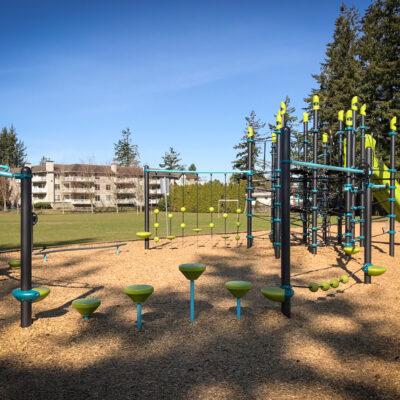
(359, 106, 366, 247)
(389, 121, 396, 257)
(302, 113, 309, 244)
(310, 96, 319, 254)
(144, 165, 150, 250)
(20, 166, 33, 328)
(274, 114, 282, 259)
(322, 133, 328, 245)
(364, 148, 372, 284)
(270, 133, 277, 244)
(351, 100, 357, 240)
(345, 111, 353, 248)
(337, 112, 344, 244)
(246, 126, 254, 248)
(280, 126, 291, 317)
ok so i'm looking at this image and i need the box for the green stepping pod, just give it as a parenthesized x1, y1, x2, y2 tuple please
(225, 281, 252, 298)
(308, 283, 319, 292)
(366, 265, 386, 276)
(32, 287, 50, 302)
(320, 282, 331, 291)
(136, 232, 152, 239)
(123, 284, 154, 303)
(261, 287, 286, 302)
(72, 297, 101, 320)
(343, 246, 361, 256)
(330, 278, 340, 288)
(8, 259, 21, 269)
(339, 274, 349, 284)
(192, 228, 203, 233)
(179, 263, 206, 281)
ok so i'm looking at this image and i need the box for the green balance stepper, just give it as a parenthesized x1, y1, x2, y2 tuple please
(179, 263, 206, 280)
(72, 297, 101, 320)
(225, 281, 252, 298)
(123, 284, 154, 303)
(8, 259, 21, 269)
(32, 287, 51, 302)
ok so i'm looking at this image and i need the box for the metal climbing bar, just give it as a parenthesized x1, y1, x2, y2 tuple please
(290, 160, 364, 175)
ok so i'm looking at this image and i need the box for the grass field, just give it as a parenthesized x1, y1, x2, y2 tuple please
(0, 211, 272, 250)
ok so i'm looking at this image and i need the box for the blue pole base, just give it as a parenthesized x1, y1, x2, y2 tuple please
(136, 303, 142, 331)
(236, 297, 241, 320)
(190, 280, 195, 322)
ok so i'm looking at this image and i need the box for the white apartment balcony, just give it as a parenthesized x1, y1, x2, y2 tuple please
(32, 186, 47, 194)
(116, 198, 135, 204)
(149, 189, 162, 195)
(32, 175, 46, 183)
(116, 188, 135, 194)
(63, 176, 95, 183)
(116, 177, 136, 183)
(71, 199, 93, 205)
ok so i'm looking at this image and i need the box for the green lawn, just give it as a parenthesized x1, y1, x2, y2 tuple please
(0, 211, 271, 251)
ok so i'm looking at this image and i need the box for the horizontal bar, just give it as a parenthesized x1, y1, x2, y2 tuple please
(290, 160, 364, 174)
(35, 242, 127, 255)
(145, 169, 251, 175)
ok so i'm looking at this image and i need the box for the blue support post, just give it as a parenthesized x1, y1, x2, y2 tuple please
(136, 303, 142, 330)
(190, 280, 195, 321)
(236, 297, 241, 320)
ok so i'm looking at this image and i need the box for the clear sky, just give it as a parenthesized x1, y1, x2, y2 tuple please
(0, 0, 372, 170)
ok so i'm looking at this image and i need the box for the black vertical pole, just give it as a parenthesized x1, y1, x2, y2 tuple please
(389, 117, 397, 257)
(351, 97, 358, 241)
(21, 166, 33, 328)
(337, 111, 344, 244)
(359, 105, 366, 247)
(302, 113, 309, 244)
(274, 111, 282, 259)
(270, 133, 277, 244)
(322, 132, 328, 245)
(310, 95, 319, 254)
(246, 126, 254, 248)
(345, 110, 353, 249)
(364, 147, 372, 284)
(144, 165, 150, 250)
(280, 125, 291, 317)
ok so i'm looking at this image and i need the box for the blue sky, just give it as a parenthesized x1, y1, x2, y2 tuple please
(0, 0, 372, 170)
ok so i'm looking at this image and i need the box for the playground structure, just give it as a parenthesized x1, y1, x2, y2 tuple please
(1, 95, 398, 328)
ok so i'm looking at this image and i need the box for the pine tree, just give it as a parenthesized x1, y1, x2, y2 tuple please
(0, 126, 26, 167)
(39, 156, 51, 166)
(359, 0, 400, 162)
(188, 163, 197, 171)
(308, 5, 363, 131)
(114, 128, 139, 166)
(232, 110, 265, 172)
(159, 147, 184, 170)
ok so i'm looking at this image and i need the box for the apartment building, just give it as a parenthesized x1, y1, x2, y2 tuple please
(9, 161, 170, 210)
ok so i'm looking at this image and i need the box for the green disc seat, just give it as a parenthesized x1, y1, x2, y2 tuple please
(221, 235, 230, 240)
(72, 297, 101, 320)
(8, 259, 21, 269)
(179, 263, 206, 280)
(192, 228, 203, 233)
(32, 287, 50, 302)
(136, 231, 152, 239)
(166, 235, 176, 240)
(123, 284, 154, 303)
(343, 246, 360, 256)
(225, 281, 252, 298)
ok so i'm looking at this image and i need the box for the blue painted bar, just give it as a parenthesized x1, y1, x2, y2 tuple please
(190, 280, 195, 321)
(291, 160, 364, 174)
(236, 297, 241, 320)
(136, 303, 142, 330)
(145, 168, 251, 175)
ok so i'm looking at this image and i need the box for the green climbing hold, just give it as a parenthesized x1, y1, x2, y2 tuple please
(123, 284, 154, 303)
(180, 206, 186, 213)
(308, 283, 319, 292)
(261, 287, 286, 302)
(366, 265, 386, 276)
(136, 231, 152, 239)
(339, 274, 349, 284)
(180, 222, 186, 229)
(330, 278, 340, 288)
(154, 236, 160, 242)
(236, 221, 241, 227)
(32, 287, 50, 302)
(179, 263, 206, 280)
(225, 281, 252, 298)
(8, 259, 21, 269)
(72, 297, 101, 320)
(209, 222, 215, 228)
(223, 213, 228, 218)
(235, 235, 241, 241)
(320, 282, 331, 291)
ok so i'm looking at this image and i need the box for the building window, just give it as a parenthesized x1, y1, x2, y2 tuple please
(95, 195, 100, 201)
(95, 184, 100, 190)
(64, 183, 70, 188)
(106, 185, 111, 191)
(55, 184, 60, 190)
(55, 195, 60, 201)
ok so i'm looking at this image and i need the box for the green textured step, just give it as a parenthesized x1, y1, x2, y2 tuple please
(261, 287, 286, 302)
(179, 263, 206, 280)
(319, 282, 331, 291)
(136, 231, 152, 239)
(339, 274, 349, 284)
(330, 278, 340, 288)
(123, 284, 154, 303)
(343, 246, 361, 256)
(32, 287, 50, 303)
(366, 265, 386, 276)
(8, 259, 21, 269)
(225, 281, 252, 298)
(72, 297, 101, 319)
(308, 283, 319, 292)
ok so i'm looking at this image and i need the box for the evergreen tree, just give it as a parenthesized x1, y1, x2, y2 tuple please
(159, 147, 184, 170)
(114, 128, 139, 166)
(359, 0, 400, 162)
(188, 163, 197, 171)
(232, 110, 265, 172)
(39, 156, 51, 166)
(0, 126, 26, 166)
(308, 5, 363, 132)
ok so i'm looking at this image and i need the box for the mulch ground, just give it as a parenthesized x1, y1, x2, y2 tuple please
(0, 222, 399, 400)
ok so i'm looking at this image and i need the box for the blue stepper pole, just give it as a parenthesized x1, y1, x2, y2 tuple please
(236, 297, 241, 320)
(136, 303, 142, 330)
(190, 280, 195, 321)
